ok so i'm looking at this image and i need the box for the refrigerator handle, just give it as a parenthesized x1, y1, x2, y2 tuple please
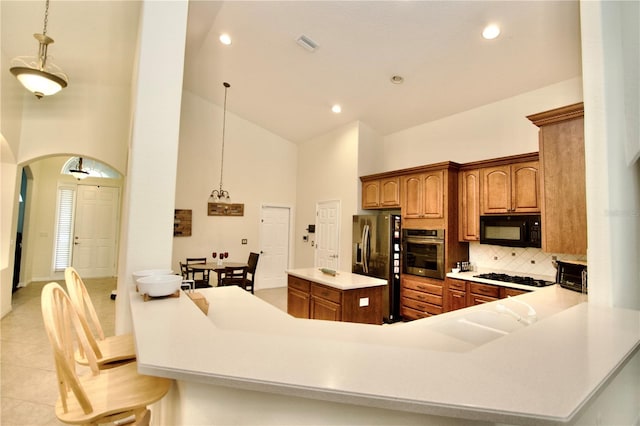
(362, 225, 370, 273)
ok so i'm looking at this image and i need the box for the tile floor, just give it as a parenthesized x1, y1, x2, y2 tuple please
(0, 278, 287, 426)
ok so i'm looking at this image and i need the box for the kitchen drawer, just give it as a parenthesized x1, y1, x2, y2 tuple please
(469, 282, 499, 298)
(311, 283, 342, 304)
(468, 294, 498, 305)
(447, 278, 466, 292)
(402, 277, 443, 296)
(401, 305, 432, 321)
(501, 287, 529, 298)
(288, 275, 310, 292)
(402, 288, 442, 306)
(402, 297, 443, 315)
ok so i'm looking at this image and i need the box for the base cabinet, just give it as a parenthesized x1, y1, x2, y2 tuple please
(287, 275, 383, 325)
(400, 275, 443, 321)
(287, 276, 311, 319)
(444, 278, 530, 312)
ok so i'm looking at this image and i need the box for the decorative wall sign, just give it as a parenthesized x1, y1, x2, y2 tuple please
(174, 209, 192, 236)
(208, 202, 244, 216)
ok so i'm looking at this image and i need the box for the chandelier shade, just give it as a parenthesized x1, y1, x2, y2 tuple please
(9, 1, 68, 99)
(69, 157, 89, 180)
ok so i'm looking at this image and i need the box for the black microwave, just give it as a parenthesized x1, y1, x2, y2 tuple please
(480, 215, 541, 248)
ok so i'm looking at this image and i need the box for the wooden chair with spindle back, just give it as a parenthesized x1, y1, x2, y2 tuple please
(241, 252, 260, 294)
(64, 267, 136, 368)
(186, 257, 210, 287)
(41, 282, 172, 425)
(221, 266, 247, 288)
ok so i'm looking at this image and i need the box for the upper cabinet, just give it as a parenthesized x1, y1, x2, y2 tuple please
(361, 176, 400, 209)
(402, 170, 444, 219)
(528, 103, 586, 255)
(481, 160, 540, 214)
(458, 169, 480, 241)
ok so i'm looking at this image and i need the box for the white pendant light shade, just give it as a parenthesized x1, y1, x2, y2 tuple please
(9, 1, 68, 99)
(11, 65, 67, 97)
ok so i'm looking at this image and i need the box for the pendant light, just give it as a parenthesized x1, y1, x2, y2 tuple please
(210, 82, 232, 202)
(10, 0, 68, 99)
(69, 157, 89, 180)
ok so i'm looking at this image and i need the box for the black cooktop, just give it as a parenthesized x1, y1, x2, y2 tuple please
(473, 272, 555, 288)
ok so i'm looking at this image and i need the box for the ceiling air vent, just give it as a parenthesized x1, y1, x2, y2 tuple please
(296, 35, 318, 52)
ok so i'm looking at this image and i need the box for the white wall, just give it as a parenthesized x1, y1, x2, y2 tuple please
(382, 77, 583, 170)
(172, 91, 298, 279)
(295, 122, 360, 270)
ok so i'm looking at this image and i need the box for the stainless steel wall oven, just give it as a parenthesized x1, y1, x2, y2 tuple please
(402, 229, 445, 279)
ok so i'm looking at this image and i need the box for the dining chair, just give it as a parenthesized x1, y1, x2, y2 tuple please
(64, 267, 136, 369)
(179, 261, 190, 280)
(41, 282, 172, 426)
(242, 252, 260, 294)
(186, 257, 210, 287)
(221, 266, 247, 288)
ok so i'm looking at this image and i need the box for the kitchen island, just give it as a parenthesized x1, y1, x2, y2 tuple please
(286, 268, 387, 324)
(130, 285, 640, 425)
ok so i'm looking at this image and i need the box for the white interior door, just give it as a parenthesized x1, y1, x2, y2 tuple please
(72, 185, 120, 278)
(259, 206, 291, 289)
(315, 200, 340, 270)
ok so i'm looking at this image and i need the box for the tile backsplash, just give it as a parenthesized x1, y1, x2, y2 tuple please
(468, 242, 586, 278)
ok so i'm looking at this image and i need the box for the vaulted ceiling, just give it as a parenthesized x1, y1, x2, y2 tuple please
(2, 1, 582, 143)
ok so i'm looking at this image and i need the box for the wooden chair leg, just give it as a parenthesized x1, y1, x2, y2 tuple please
(133, 408, 150, 426)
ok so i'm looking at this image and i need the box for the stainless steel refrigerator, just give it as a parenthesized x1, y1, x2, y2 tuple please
(352, 214, 402, 323)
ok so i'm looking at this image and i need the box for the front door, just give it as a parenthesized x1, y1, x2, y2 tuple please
(315, 200, 340, 270)
(72, 185, 120, 277)
(259, 205, 291, 289)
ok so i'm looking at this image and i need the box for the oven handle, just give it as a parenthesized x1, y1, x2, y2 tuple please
(404, 237, 444, 244)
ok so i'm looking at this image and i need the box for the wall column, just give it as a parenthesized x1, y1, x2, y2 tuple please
(115, 0, 188, 333)
(581, 0, 640, 310)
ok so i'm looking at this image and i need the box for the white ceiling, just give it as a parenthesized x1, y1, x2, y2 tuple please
(2, 1, 582, 143)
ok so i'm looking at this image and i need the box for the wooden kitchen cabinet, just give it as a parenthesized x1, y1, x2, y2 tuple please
(402, 170, 444, 219)
(458, 169, 480, 241)
(400, 275, 443, 320)
(444, 278, 530, 313)
(310, 283, 342, 321)
(361, 176, 400, 209)
(287, 276, 310, 319)
(481, 161, 540, 214)
(527, 103, 586, 255)
(468, 282, 500, 305)
(287, 275, 383, 324)
(445, 278, 467, 312)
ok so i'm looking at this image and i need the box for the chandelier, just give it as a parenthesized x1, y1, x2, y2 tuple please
(210, 82, 232, 202)
(69, 157, 89, 180)
(10, 0, 68, 99)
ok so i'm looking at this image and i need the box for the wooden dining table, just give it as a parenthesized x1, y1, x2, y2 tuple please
(188, 262, 248, 286)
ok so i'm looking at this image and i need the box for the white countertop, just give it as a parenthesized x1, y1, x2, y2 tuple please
(286, 268, 387, 290)
(130, 285, 639, 425)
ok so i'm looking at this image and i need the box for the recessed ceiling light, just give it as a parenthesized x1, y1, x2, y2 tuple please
(219, 33, 232, 45)
(482, 24, 500, 40)
(331, 104, 342, 114)
(390, 75, 404, 84)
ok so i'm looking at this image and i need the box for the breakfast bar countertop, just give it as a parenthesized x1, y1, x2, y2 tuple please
(129, 285, 640, 425)
(286, 267, 387, 290)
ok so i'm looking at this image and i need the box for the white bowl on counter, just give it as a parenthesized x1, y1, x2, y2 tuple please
(136, 274, 182, 297)
(132, 269, 173, 281)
